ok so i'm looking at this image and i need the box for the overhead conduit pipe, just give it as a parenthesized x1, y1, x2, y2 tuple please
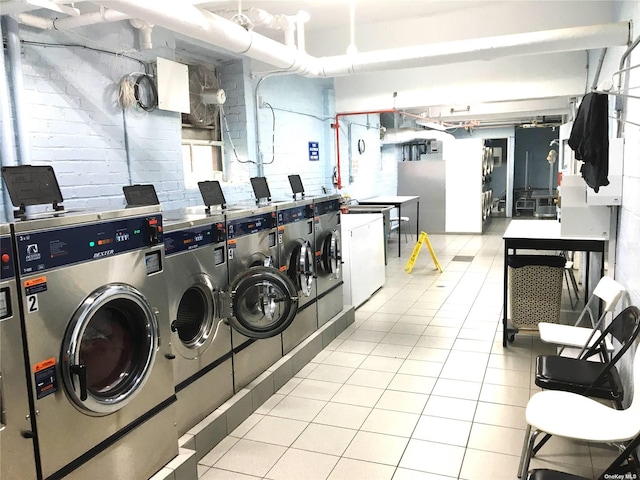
(91, 0, 629, 78)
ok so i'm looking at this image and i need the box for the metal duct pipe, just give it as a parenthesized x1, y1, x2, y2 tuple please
(92, 1, 629, 79)
(320, 22, 631, 77)
(16, 9, 131, 30)
(92, 0, 321, 75)
(4, 16, 30, 166)
(381, 128, 455, 145)
(0, 19, 18, 221)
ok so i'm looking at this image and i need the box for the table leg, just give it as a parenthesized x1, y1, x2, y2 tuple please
(416, 199, 420, 238)
(397, 203, 402, 257)
(503, 242, 508, 347)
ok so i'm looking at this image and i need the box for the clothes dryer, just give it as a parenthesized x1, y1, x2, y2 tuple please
(12, 206, 177, 480)
(314, 195, 344, 327)
(276, 199, 317, 353)
(163, 209, 234, 435)
(1, 224, 38, 480)
(226, 205, 299, 391)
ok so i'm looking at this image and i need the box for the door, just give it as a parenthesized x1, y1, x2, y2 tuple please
(227, 266, 299, 339)
(171, 274, 219, 360)
(288, 240, 314, 297)
(319, 230, 341, 278)
(61, 284, 159, 416)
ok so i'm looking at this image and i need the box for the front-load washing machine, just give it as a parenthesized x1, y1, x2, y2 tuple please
(226, 205, 299, 391)
(12, 206, 177, 480)
(276, 199, 317, 353)
(1, 224, 38, 480)
(163, 209, 234, 435)
(314, 194, 344, 327)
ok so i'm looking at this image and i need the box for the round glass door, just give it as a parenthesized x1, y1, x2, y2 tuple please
(321, 230, 341, 278)
(228, 266, 299, 339)
(171, 274, 217, 360)
(61, 284, 158, 416)
(288, 240, 314, 297)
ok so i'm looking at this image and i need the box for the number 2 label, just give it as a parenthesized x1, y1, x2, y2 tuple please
(27, 295, 39, 313)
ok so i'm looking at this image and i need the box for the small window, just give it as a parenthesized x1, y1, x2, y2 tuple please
(181, 124, 224, 189)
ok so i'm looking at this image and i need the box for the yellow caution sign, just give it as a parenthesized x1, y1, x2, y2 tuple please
(404, 231, 443, 274)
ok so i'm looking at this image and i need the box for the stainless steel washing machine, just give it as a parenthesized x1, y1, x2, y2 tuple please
(163, 209, 234, 435)
(314, 195, 344, 327)
(226, 205, 299, 391)
(1, 224, 38, 480)
(12, 206, 177, 480)
(276, 199, 316, 353)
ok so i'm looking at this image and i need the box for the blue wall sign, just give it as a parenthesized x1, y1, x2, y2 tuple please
(308, 142, 319, 161)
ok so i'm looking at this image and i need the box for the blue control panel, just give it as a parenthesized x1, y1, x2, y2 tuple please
(164, 226, 212, 256)
(1, 235, 15, 279)
(227, 212, 277, 239)
(15, 215, 163, 275)
(278, 205, 313, 226)
(314, 199, 340, 216)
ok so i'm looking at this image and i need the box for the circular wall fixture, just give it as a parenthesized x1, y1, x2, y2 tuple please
(357, 139, 366, 154)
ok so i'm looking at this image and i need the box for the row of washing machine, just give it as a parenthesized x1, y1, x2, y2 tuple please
(0, 168, 343, 480)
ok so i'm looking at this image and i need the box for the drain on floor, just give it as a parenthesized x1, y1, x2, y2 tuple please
(452, 255, 475, 262)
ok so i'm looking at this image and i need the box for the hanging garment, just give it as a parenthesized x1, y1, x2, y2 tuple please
(568, 92, 609, 193)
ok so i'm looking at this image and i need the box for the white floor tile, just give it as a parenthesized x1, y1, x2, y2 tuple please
(398, 359, 443, 377)
(306, 364, 356, 383)
(371, 342, 414, 359)
(327, 458, 395, 480)
(375, 390, 428, 414)
(473, 402, 527, 430)
(359, 355, 405, 373)
(313, 402, 372, 430)
(412, 415, 471, 446)
(423, 396, 477, 422)
(479, 383, 531, 407)
(407, 346, 450, 362)
(399, 439, 465, 477)
(321, 350, 368, 368)
(343, 431, 409, 465)
(346, 369, 396, 389)
(467, 423, 526, 456)
(393, 468, 455, 480)
(198, 436, 240, 467)
(200, 468, 261, 479)
(265, 448, 338, 480)
(380, 332, 421, 346)
(334, 339, 378, 355)
(291, 423, 357, 456)
(331, 384, 385, 408)
(243, 416, 308, 447)
(431, 378, 482, 400)
(268, 395, 327, 421)
(214, 439, 286, 477)
(288, 378, 342, 401)
(387, 373, 436, 395)
(360, 408, 420, 437)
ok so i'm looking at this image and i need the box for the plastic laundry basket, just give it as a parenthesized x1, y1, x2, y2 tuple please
(508, 254, 565, 330)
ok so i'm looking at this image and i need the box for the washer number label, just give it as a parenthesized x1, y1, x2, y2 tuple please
(27, 294, 39, 313)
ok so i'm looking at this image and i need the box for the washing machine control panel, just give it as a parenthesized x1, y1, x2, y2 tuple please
(227, 212, 277, 239)
(277, 205, 314, 226)
(164, 225, 213, 256)
(15, 214, 163, 274)
(314, 199, 341, 217)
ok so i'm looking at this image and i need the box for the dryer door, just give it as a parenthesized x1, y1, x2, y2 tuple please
(320, 229, 341, 278)
(61, 284, 158, 416)
(171, 274, 219, 360)
(228, 266, 299, 339)
(288, 240, 314, 297)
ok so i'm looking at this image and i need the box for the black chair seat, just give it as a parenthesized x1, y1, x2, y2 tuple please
(536, 355, 623, 401)
(528, 469, 589, 480)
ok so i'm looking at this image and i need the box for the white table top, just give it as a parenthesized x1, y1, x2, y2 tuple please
(360, 196, 419, 204)
(503, 219, 606, 241)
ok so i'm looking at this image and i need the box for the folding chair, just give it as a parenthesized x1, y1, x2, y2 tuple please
(526, 431, 640, 479)
(537, 276, 625, 358)
(517, 306, 640, 478)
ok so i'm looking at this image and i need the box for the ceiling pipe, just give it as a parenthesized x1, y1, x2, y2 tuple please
(91, 1, 629, 78)
(129, 19, 154, 50)
(0, 18, 18, 221)
(381, 127, 456, 145)
(295, 10, 309, 53)
(15, 9, 131, 30)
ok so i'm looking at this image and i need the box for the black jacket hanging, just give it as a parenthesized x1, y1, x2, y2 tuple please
(568, 92, 609, 193)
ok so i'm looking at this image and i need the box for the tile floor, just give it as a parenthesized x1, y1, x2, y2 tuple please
(196, 219, 619, 480)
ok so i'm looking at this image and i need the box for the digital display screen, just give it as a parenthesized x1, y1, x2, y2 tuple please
(214, 246, 225, 266)
(268, 232, 276, 248)
(0, 288, 11, 319)
(145, 251, 162, 275)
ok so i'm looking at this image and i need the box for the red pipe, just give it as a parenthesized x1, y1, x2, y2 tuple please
(333, 109, 397, 189)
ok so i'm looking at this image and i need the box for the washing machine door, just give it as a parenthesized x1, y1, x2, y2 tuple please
(61, 284, 158, 416)
(288, 240, 314, 297)
(320, 229, 341, 278)
(228, 266, 299, 339)
(171, 274, 219, 360)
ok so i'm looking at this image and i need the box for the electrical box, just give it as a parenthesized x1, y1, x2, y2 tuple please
(559, 175, 610, 239)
